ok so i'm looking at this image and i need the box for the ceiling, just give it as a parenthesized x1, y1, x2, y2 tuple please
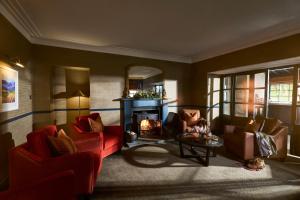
(1, 0, 300, 63)
(128, 66, 162, 79)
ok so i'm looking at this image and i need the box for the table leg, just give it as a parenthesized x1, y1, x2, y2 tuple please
(179, 142, 184, 157)
(205, 147, 210, 166)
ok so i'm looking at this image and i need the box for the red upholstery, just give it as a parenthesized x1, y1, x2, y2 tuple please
(76, 113, 99, 132)
(26, 125, 57, 158)
(9, 125, 101, 195)
(72, 113, 123, 158)
(0, 170, 76, 200)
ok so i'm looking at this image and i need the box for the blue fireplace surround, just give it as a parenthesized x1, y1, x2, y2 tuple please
(116, 98, 168, 133)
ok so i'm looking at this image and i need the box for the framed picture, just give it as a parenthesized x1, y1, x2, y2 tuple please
(0, 65, 18, 112)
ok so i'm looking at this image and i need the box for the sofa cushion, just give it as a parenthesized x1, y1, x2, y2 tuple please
(184, 112, 199, 126)
(261, 118, 282, 134)
(76, 113, 100, 132)
(245, 119, 263, 133)
(27, 127, 57, 158)
(48, 129, 77, 156)
(88, 116, 104, 132)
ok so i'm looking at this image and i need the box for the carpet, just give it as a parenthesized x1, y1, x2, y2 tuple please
(91, 141, 300, 200)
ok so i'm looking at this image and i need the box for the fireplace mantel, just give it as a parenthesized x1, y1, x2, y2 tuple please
(114, 98, 168, 132)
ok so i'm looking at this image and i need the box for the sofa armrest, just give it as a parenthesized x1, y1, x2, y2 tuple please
(104, 125, 123, 134)
(224, 125, 236, 134)
(6, 170, 75, 200)
(71, 124, 104, 150)
(270, 126, 288, 159)
(9, 147, 100, 194)
(178, 118, 187, 133)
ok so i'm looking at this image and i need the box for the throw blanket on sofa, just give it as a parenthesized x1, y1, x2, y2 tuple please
(255, 132, 277, 157)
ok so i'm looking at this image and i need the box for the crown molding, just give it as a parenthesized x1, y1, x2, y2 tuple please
(2, 0, 300, 65)
(191, 23, 300, 63)
(0, 0, 192, 64)
(0, 0, 40, 41)
(31, 37, 192, 63)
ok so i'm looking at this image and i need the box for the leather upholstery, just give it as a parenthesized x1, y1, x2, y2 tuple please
(223, 117, 288, 160)
(179, 109, 201, 133)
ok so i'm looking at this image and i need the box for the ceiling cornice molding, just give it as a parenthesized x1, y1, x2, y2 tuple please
(31, 36, 192, 63)
(0, 0, 40, 41)
(0, 1, 192, 64)
(2, 1, 300, 65)
(191, 25, 300, 63)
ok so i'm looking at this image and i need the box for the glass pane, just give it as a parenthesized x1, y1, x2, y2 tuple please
(207, 109, 211, 122)
(254, 105, 264, 117)
(223, 76, 231, 89)
(223, 90, 231, 102)
(254, 89, 265, 104)
(213, 91, 220, 105)
(235, 75, 250, 88)
(212, 107, 219, 119)
(254, 72, 265, 88)
(223, 103, 230, 115)
(207, 94, 210, 107)
(235, 89, 249, 103)
(213, 78, 220, 91)
(296, 107, 300, 125)
(298, 88, 300, 104)
(208, 77, 211, 94)
(235, 104, 248, 117)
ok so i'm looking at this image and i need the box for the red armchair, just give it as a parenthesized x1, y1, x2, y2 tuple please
(9, 125, 101, 195)
(72, 113, 123, 158)
(0, 170, 76, 200)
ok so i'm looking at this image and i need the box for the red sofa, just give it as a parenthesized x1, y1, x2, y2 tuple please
(0, 170, 76, 200)
(9, 125, 101, 195)
(72, 113, 123, 158)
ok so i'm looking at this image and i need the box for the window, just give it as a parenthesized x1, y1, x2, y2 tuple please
(223, 76, 231, 115)
(269, 83, 293, 104)
(207, 76, 220, 121)
(254, 72, 266, 117)
(234, 74, 250, 117)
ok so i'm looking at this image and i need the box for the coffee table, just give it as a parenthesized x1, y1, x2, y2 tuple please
(176, 135, 223, 166)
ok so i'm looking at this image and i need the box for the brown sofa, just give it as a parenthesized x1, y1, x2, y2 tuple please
(223, 116, 288, 160)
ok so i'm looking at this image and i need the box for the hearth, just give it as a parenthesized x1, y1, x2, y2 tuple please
(117, 98, 168, 139)
(132, 111, 162, 137)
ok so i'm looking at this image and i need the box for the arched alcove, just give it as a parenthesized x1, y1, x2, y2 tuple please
(123, 66, 164, 98)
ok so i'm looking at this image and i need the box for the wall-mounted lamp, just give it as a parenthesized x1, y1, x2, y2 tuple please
(0, 54, 25, 68)
(10, 57, 25, 68)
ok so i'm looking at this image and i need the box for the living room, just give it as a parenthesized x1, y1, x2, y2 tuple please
(1, 0, 300, 199)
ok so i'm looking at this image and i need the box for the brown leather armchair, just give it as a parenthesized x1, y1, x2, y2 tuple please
(179, 109, 201, 133)
(223, 117, 288, 160)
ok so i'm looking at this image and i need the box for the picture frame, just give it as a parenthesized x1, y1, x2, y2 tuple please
(0, 64, 18, 112)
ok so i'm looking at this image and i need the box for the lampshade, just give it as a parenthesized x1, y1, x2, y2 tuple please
(72, 90, 86, 97)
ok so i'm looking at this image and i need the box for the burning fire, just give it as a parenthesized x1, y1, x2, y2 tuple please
(140, 119, 154, 131)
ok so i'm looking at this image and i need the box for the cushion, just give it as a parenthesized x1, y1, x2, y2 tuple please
(261, 118, 282, 134)
(184, 112, 199, 126)
(48, 129, 77, 156)
(244, 119, 262, 133)
(26, 127, 56, 158)
(88, 116, 104, 132)
(76, 113, 100, 131)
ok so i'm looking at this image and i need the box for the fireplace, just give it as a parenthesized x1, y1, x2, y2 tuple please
(132, 110, 162, 137)
(117, 98, 168, 140)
